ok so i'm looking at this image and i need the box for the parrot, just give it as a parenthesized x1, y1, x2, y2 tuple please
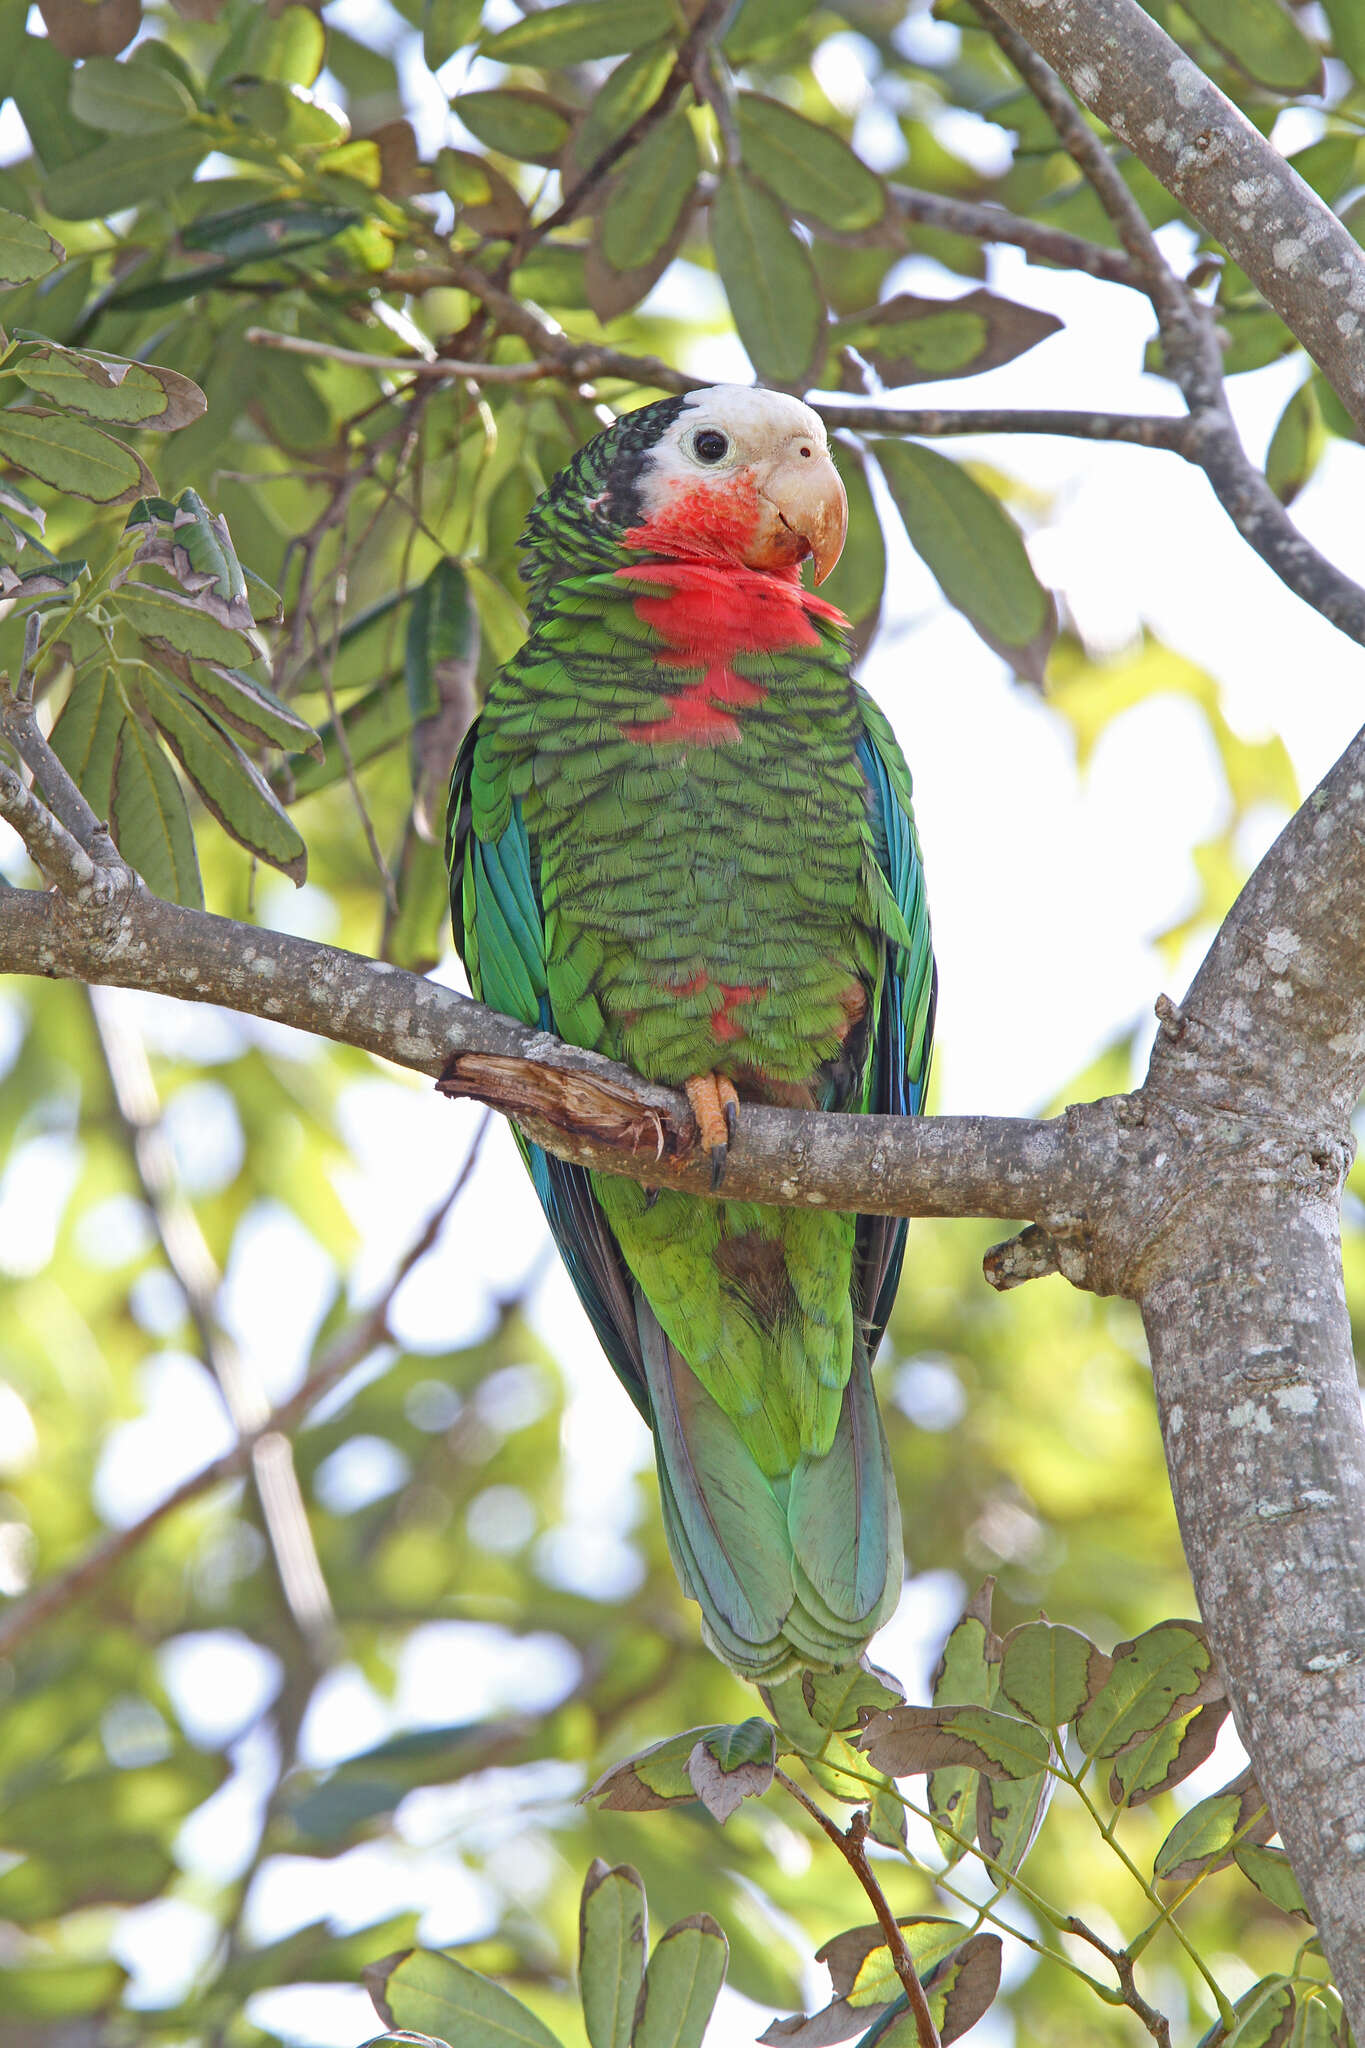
(447, 385, 935, 1680)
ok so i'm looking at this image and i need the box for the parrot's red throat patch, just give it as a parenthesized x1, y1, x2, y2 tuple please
(614, 553, 847, 747)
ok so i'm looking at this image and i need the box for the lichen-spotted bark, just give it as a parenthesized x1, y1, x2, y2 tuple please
(1142, 1195, 1365, 2006)
(985, 0, 1365, 435)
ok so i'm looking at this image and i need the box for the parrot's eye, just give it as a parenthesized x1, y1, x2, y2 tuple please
(688, 428, 730, 465)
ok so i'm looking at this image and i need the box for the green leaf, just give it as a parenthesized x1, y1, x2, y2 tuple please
(923, 1936, 1002, 2047)
(132, 667, 307, 881)
(856, 1704, 1051, 1782)
(1232, 1843, 1310, 1919)
(1153, 1768, 1273, 1884)
(1289, 1992, 1347, 2048)
(922, 1579, 997, 1866)
(1323, 0, 1365, 81)
(760, 1662, 904, 1748)
(69, 55, 196, 135)
(1266, 380, 1324, 506)
(425, 0, 482, 70)
(975, 1760, 1052, 1879)
(1198, 1978, 1295, 2048)
(598, 111, 699, 272)
(874, 439, 1055, 682)
(997, 1621, 1107, 1729)
(406, 556, 478, 836)
(0, 410, 149, 505)
(632, 1915, 728, 2048)
(484, 0, 676, 67)
(181, 198, 360, 263)
(116, 582, 257, 668)
(44, 127, 210, 220)
(242, 4, 327, 87)
(710, 170, 823, 388)
(368, 1950, 562, 2048)
(568, 42, 676, 178)
(406, 559, 478, 725)
(10, 38, 104, 171)
(1108, 1697, 1230, 1808)
(284, 679, 414, 799)
(587, 1726, 734, 1811)
(452, 91, 573, 164)
(49, 665, 126, 817)
(0, 206, 64, 287)
(841, 1920, 972, 2008)
(725, 0, 820, 60)
(736, 94, 884, 233)
(685, 1717, 776, 1823)
(1073, 1619, 1222, 1759)
(14, 346, 205, 431)
(110, 712, 203, 907)
(578, 1860, 647, 2048)
(838, 290, 1061, 387)
(1180, 0, 1323, 92)
(127, 489, 255, 623)
(435, 149, 528, 236)
(185, 665, 321, 758)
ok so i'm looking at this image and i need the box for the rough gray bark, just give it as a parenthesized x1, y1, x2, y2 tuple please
(986, 0, 1365, 434)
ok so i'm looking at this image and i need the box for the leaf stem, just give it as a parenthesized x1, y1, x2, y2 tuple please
(774, 1769, 942, 2048)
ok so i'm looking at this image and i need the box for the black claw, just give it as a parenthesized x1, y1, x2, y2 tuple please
(709, 1142, 728, 1192)
(723, 1097, 738, 1142)
(644, 1186, 660, 1209)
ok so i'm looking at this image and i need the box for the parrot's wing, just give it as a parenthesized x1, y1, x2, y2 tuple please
(448, 721, 651, 1421)
(854, 689, 938, 1359)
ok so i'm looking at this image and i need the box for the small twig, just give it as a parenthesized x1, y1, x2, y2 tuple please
(0, 1122, 491, 1661)
(245, 329, 558, 381)
(775, 1769, 942, 2048)
(526, 0, 733, 247)
(976, 3, 1365, 650)
(976, 5, 1182, 325)
(15, 612, 41, 705)
(0, 675, 108, 853)
(0, 758, 104, 901)
(1065, 1919, 1172, 2048)
(87, 987, 337, 1662)
(820, 404, 1191, 448)
(886, 185, 1144, 288)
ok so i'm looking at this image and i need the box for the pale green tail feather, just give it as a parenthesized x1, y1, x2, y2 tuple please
(639, 1299, 903, 1680)
(636, 1299, 794, 1648)
(787, 1334, 902, 1625)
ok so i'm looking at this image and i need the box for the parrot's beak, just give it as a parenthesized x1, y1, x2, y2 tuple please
(750, 447, 848, 584)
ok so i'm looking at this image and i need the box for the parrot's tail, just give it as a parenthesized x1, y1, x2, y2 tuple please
(636, 1297, 903, 1680)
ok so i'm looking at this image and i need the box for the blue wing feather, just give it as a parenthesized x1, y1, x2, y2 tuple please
(854, 692, 938, 1357)
(448, 720, 651, 1419)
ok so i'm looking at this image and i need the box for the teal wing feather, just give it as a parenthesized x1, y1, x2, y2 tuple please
(854, 687, 937, 1355)
(447, 721, 651, 1421)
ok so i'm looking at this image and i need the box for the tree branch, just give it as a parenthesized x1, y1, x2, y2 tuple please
(984, 0, 1365, 437)
(818, 404, 1191, 448)
(884, 184, 1144, 288)
(0, 871, 1094, 1221)
(775, 1770, 941, 2048)
(978, 3, 1365, 652)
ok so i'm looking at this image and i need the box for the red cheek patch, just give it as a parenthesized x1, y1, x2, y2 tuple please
(624, 473, 763, 565)
(617, 481, 849, 746)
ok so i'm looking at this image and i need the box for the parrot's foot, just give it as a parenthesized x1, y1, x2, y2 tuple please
(685, 1074, 741, 1191)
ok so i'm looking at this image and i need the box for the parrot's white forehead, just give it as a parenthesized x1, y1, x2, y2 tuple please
(636, 386, 829, 514)
(679, 384, 827, 448)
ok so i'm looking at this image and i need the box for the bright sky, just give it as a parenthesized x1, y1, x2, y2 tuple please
(1, 3, 1361, 2042)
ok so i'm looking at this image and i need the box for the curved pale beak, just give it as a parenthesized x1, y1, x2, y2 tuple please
(750, 448, 848, 584)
